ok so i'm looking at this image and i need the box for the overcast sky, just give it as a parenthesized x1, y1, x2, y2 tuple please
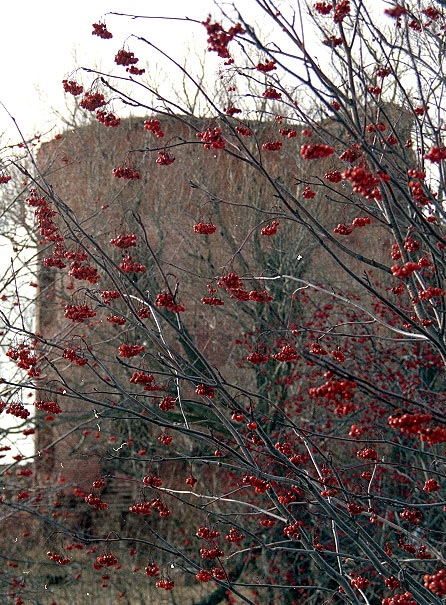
(1, 1, 229, 144)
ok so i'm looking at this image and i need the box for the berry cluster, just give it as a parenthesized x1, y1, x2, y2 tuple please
(351, 576, 370, 589)
(196, 526, 221, 539)
(323, 36, 344, 47)
(96, 111, 120, 127)
(0, 175, 11, 184)
(35, 401, 61, 414)
(246, 351, 270, 365)
(235, 126, 252, 136)
(62, 80, 83, 96)
(109, 234, 137, 249)
(63, 349, 88, 366)
(69, 261, 100, 284)
(279, 128, 297, 138)
(64, 304, 96, 323)
(194, 222, 216, 234)
(115, 49, 139, 66)
(201, 17, 244, 59)
(313, 2, 333, 15)
(130, 371, 154, 386)
(155, 579, 174, 590)
(423, 478, 440, 492)
(156, 151, 175, 166)
(261, 221, 279, 236)
(79, 92, 106, 111)
(118, 344, 145, 358)
(96, 554, 118, 566)
(112, 165, 140, 180)
(151, 497, 171, 517)
(196, 126, 226, 150)
(196, 570, 212, 582)
(144, 119, 164, 137)
(241, 474, 270, 493)
(273, 345, 299, 361)
(195, 384, 215, 398)
(129, 501, 152, 515)
(356, 447, 378, 460)
(283, 522, 302, 540)
(425, 146, 446, 163)
(159, 396, 175, 411)
(119, 255, 146, 273)
(424, 569, 446, 595)
(107, 315, 126, 325)
(143, 475, 162, 487)
(400, 507, 422, 524)
(145, 563, 159, 576)
(300, 144, 334, 159)
(200, 547, 225, 560)
(201, 296, 224, 305)
(85, 494, 108, 510)
(262, 88, 282, 100)
(342, 165, 381, 200)
(155, 292, 185, 313)
(225, 528, 245, 543)
(382, 593, 416, 605)
(303, 186, 315, 198)
(92, 22, 112, 39)
(256, 60, 276, 72)
(5, 403, 30, 419)
(47, 552, 70, 566)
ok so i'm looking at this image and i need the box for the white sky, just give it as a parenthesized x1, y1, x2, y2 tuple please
(1, 0, 229, 144)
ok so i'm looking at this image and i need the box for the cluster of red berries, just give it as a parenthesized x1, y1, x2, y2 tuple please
(256, 60, 276, 72)
(5, 403, 30, 419)
(64, 304, 96, 323)
(323, 36, 344, 47)
(352, 217, 371, 227)
(225, 528, 245, 544)
(109, 234, 137, 249)
(115, 49, 139, 66)
(248, 290, 273, 302)
(196, 570, 212, 582)
(143, 475, 162, 487)
(63, 349, 88, 366)
(68, 261, 100, 284)
(62, 80, 83, 96)
(235, 126, 252, 136)
(283, 522, 302, 541)
(241, 474, 270, 493)
(127, 65, 145, 75)
(262, 88, 282, 100)
(155, 579, 174, 590)
(201, 296, 224, 305)
(26, 188, 62, 242)
(151, 497, 171, 517)
(246, 351, 270, 365)
(303, 186, 315, 198)
(225, 106, 241, 116)
(159, 396, 175, 411)
(342, 165, 381, 200)
(144, 119, 164, 137)
(158, 433, 172, 445)
(129, 501, 152, 515)
(196, 526, 220, 539)
(200, 547, 225, 560)
(43, 256, 66, 269)
(334, 0, 350, 22)
(351, 576, 370, 589)
(347, 502, 365, 515)
(107, 315, 126, 325)
(356, 447, 378, 460)
(0, 175, 12, 184)
(92, 22, 112, 38)
(201, 17, 244, 59)
(195, 384, 215, 398)
(130, 371, 154, 386)
(194, 222, 216, 234)
(261, 220, 279, 236)
(96, 111, 120, 127)
(388, 412, 431, 435)
(6, 345, 39, 376)
(333, 224, 353, 235)
(119, 255, 146, 273)
(425, 146, 446, 163)
(47, 552, 70, 566)
(156, 151, 175, 166)
(112, 165, 140, 180)
(85, 494, 108, 510)
(400, 507, 422, 524)
(391, 261, 420, 278)
(145, 563, 159, 576)
(35, 401, 61, 414)
(279, 128, 297, 138)
(118, 344, 145, 358)
(300, 143, 334, 159)
(382, 593, 416, 605)
(424, 569, 446, 595)
(273, 345, 299, 362)
(423, 478, 440, 492)
(196, 126, 226, 150)
(313, 2, 333, 15)
(79, 92, 106, 111)
(155, 292, 185, 313)
(96, 554, 118, 567)
(137, 307, 151, 318)
(186, 475, 197, 487)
